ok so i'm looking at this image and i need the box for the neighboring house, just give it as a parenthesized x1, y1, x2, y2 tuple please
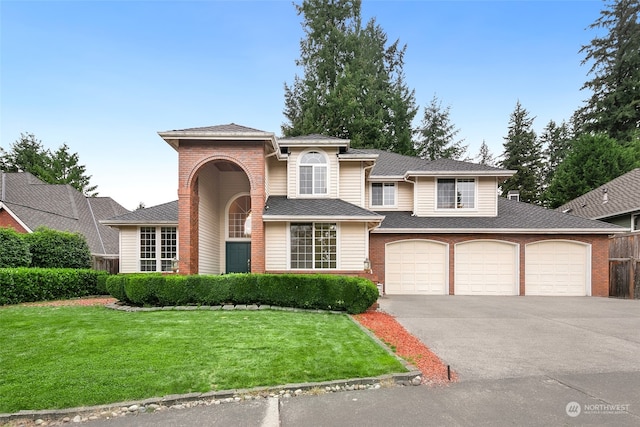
(557, 168, 640, 232)
(102, 124, 626, 296)
(0, 171, 130, 268)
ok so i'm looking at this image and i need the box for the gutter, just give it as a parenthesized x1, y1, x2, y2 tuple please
(371, 227, 628, 235)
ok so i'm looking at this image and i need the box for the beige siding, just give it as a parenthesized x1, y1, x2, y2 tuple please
(414, 176, 497, 217)
(119, 226, 139, 273)
(288, 147, 339, 198)
(397, 181, 414, 211)
(265, 222, 288, 270)
(198, 166, 221, 274)
(339, 162, 363, 206)
(339, 222, 368, 270)
(267, 156, 287, 196)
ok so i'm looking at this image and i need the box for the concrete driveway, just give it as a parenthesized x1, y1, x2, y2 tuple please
(378, 296, 640, 381)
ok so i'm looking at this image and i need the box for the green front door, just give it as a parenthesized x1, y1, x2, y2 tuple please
(226, 242, 251, 273)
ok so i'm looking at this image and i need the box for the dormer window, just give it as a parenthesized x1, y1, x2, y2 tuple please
(299, 151, 327, 195)
(437, 178, 475, 209)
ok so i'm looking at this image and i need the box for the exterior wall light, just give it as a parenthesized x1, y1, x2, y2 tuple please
(171, 257, 179, 273)
(364, 258, 371, 273)
(244, 212, 252, 236)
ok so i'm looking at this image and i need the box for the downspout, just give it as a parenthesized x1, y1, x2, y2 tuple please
(86, 197, 107, 255)
(362, 163, 375, 207)
(403, 175, 416, 216)
(1, 172, 5, 202)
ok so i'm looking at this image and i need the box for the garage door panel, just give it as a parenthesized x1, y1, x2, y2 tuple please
(385, 240, 448, 295)
(525, 241, 589, 296)
(455, 241, 518, 295)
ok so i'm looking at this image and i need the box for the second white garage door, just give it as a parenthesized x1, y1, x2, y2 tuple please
(525, 240, 590, 296)
(385, 240, 448, 295)
(455, 240, 519, 295)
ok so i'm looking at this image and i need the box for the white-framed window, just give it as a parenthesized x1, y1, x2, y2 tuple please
(299, 151, 327, 195)
(290, 222, 337, 269)
(437, 178, 476, 209)
(139, 226, 177, 272)
(227, 194, 251, 239)
(371, 182, 396, 207)
(633, 214, 639, 232)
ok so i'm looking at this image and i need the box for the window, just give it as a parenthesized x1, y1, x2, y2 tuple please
(437, 178, 475, 209)
(299, 151, 327, 195)
(371, 183, 396, 207)
(633, 214, 639, 232)
(228, 195, 251, 239)
(290, 223, 337, 269)
(139, 226, 177, 272)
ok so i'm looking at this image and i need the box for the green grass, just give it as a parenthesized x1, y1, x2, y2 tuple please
(0, 306, 405, 413)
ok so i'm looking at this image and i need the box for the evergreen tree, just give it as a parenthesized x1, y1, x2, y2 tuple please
(1, 133, 98, 196)
(546, 133, 639, 207)
(577, 0, 640, 142)
(414, 95, 468, 160)
(282, 0, 417, 154)
(475, 140, 496, 166)
(499, 101, 543, 204)
(539, 120, 572, 197)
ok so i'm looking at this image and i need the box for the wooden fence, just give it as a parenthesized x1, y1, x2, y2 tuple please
(91, 256, 119, 275)
(609, 232, 640, 299)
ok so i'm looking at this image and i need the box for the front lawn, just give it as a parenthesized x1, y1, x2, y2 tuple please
(0, 306, 405, 413)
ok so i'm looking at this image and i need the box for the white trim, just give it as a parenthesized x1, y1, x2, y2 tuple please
(287, 221, 340, 270)
(137, 226, 179, 273)
(434, 177, 478, 212)
(0, 202, 32, 232)
(264, 215, 383, 222)
(370, 182, 397, 209)
(385, 239, 449, 295)
(405, 169, 516, 178)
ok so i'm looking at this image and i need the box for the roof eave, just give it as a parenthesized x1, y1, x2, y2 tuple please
(404, 170, 516, 178)
(100, 220, 179, 227)
(158, 130, 277, 151)
(263, 215, 384, 222)
(372, 227, 627, 234)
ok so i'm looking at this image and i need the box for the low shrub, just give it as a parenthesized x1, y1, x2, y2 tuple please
(0, 268, 103, 305)
(105, 273, 378, 314)
(0, 227, 31, 268)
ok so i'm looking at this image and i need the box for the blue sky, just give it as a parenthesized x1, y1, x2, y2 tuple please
(1, 0, 603, 210)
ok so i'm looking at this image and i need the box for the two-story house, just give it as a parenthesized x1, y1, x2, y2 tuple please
(102, 124, 625, 296)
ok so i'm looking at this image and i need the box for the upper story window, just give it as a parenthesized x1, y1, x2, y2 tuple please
(437, 178, 475, 209)
(371, 183, 396, 207)
(299, 151, 327, 195)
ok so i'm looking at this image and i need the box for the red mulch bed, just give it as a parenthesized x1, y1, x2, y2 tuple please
(18, 297, 117, 307)
(354, 311, 457, 385)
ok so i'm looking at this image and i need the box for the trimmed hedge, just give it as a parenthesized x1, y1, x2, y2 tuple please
(23, 227, 92, 269)
(106, 273, 379, 314)
(0, 268, 108, 305)
(0, 227, 31, 268)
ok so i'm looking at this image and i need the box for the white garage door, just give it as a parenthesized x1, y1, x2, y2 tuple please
(385, 240, 448, 295)
(455, 240, 518, 295)
(525, 241, 590, 296)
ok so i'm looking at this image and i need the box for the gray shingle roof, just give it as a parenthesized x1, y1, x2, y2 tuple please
(263, 196, 383, 220)
(0, 172, 130, 255)
(376, 197, 625, 233)
(278, 134, 349, 144)
(102, 200, 178, 224)
(557, 168, 640, 220)
(355, 149, 510, 177)
(162, 123, 268, 133)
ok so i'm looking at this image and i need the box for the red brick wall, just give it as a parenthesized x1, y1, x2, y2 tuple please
(177, 140, 267, 275)
(0, 209, 28, 232)
(369, 233, 610, 297)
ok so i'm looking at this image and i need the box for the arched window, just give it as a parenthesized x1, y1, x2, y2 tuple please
(228, 195, 251, 239)
(299, 151, 327, 195)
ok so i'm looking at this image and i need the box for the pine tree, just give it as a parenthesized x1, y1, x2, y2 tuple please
(539, 120, 572, 193)
(414, 95, 467, 160)
(499, 101, 543, 204)
(475, 140, 496, 166)
(577, 0, 640, 142)
(282, 0, 417, 154)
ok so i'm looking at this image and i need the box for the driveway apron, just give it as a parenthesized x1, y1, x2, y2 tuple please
(378, 296, 640, 381)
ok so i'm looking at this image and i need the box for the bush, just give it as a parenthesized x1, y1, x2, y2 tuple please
(0, 227, 31, 268)
(0, 268, 102, 305)
(24, 227, 91, 269)
(105, 273, 378, 314)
